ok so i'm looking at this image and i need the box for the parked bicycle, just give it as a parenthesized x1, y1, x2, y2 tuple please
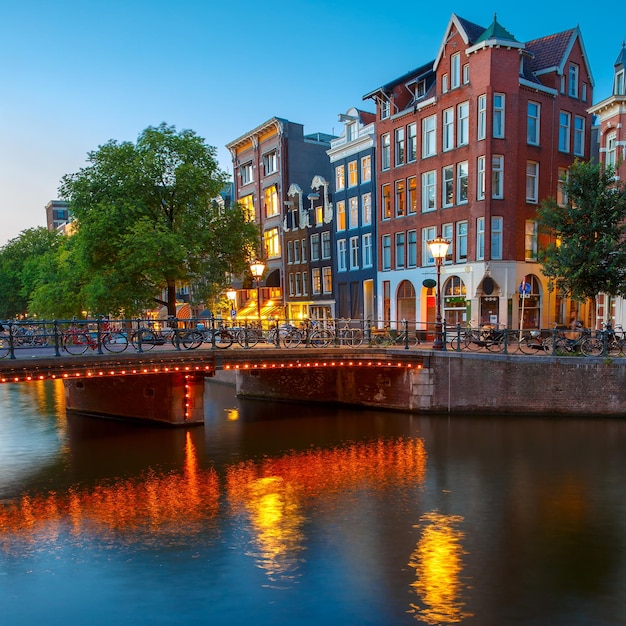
(63, 321, 128, 355)
(131, 321, 202, 351)
(369, 324, 420, 348)
(453, 324, 506, 352)
(543, 323, 593, 356)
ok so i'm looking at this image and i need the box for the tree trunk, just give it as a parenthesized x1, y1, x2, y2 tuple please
(167, 279, 177, 318)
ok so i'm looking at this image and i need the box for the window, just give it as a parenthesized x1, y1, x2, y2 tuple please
(395, 180, 406, 217)
(312, 267, 321, 294)
(451, 52, 461, 89)
(336, 165, 345, 190)
(362, 233, 373, 268)
(381, 133, 391, 170)
(315, 204, 323, 226)
(476, 217, 485, 261)
(346, 122, 357, 141)
(492, 155, 503, 199)
(263, 227, 280, 258)
(526, 161, 538, 203)
(615, 70, 625, 96)
(606, 132, 617, 170)
(295, 273, 301, 296)
(477, 94, 486, 140)
(442, 223, 454, 262)
(559, 112, 571, 152)
(240, 194, 255, 221)
(311, 233, 320, 261)
(348, 160, 358, 187)
(408, 230, 417, 267)
(477, 156, 485, 200)
(241, 161, 253, 185)
(381, 99, 390, 119)
(582, 82, 588, 101)
(422, 171, 436, 212)
(443, 108, 454, 151)
(422, 226, 436, 266)
(301, 238, 307, 262)
(294, 239, 300, 263)
(463, 63, 470, 84)
(491, 217, 503, 260)
(362, 192, 372, 225)
(493, 94, 505, 138)
(457, 102, 469, 146)
(321, 232, 331, 259)
(395, 232, 405, 269)
(302, 272, 308, 296)
(443, 165, 454, 208)
(262, 150, 277, 175)
(527, 102, 540, 145)
(287, 240, 293, 264)
(337, 200, 346, 231)
(382, 184, 391, 219)
(346, 196, 357, 229)
(442, 74, 449, 93)
(407, 123, 417, 162)
(288, 273, 294, 296)
(573, 116, 585, 157)
(395, 128, 405, 166)
(408, 177, 417, 214)
(456, 221, 468, 262)
(525, 220, 538, 260)
(557, 167, 569, 206)
(350, 236, 360, 270)
(457, 161, 468, 204)
(361, 155, 371, 182)
(569, 63, 579, 98)
(382, 234, 391, 270)
(264, 185, 279, 217)
(422, 115, 436, 157)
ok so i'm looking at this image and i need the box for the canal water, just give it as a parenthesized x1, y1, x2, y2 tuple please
(1, 380, 626, 626)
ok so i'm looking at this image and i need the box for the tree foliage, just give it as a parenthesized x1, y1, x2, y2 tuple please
(0, 227, 63, 318)
(537, 160, 626, 302)
(58, 123, 257, 317)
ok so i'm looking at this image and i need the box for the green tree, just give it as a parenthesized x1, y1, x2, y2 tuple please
(59, 123, 257, 317)
(0, 227, 62, 318)
(537, 160, 626, 309)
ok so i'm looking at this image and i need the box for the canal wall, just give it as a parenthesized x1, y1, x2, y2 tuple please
(234, 352, 626, 417)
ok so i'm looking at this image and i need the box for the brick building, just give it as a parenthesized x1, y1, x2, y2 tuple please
(226, 118, 334, 321)
(363, 14, 593, 331)
(588, 43, 626, 327)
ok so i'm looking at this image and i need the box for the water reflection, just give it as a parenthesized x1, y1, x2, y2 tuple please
(409, 510, 472, 624)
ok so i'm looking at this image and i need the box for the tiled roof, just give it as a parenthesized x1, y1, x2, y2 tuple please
(456, 15, 487, 45)
(358, 110, 376, 125)
(525, 29, 575, 74)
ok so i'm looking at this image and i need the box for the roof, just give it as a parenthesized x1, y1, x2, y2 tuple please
(616, 42, 626, 68)
(474, 15, 518, 45)
(362, 59, 434, 100)
(455, 15, 488, 45)
(525, 28, 576, 74)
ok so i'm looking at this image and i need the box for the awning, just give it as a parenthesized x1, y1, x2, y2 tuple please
(176, 304, 191, 319)
(234, 300, 284, 321)
(265, 268, 281, 288)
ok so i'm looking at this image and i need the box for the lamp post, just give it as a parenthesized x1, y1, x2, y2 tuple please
(427, 237, 450, 351)
(249, 260, 266, 323)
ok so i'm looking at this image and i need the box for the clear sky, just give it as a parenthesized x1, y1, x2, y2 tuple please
(1, 0, 623, 246)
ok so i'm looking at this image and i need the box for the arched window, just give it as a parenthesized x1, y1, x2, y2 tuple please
(519, 274, 542, 329)
(396, 280, 416, 326)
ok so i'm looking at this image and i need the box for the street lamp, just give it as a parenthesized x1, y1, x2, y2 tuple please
(249, 260, 266, 322)
(427, 237, 450, 351)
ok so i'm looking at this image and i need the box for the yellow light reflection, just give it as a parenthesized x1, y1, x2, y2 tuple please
(225, 408, 239, 421)
(409, 511, 472, 624)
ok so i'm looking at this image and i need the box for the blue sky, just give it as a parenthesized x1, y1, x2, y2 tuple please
(0, 0, 623, 246)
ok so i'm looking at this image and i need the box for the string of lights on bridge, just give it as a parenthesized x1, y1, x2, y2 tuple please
(0, 359, 422, 384)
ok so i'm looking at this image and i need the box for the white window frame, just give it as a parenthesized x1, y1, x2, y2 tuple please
(559, 111, 571, 152)
(422, 226, 436, 266)
(361, 192, 372, 225)
(526, 161, 539, 203)
(442, 165, 454, 208)
(336, 165, 345, 190)
(422, 115, 436, 158)
(382, 234, 391, 270)
(349, 196, 359, 229)
(362, 233, 372, 268)
(407, 123, 417, 162)
(476, 216, 485, 261)
(493, 93, 505, 138)
(573, 116, 585, 157)
(477, 156, 485, 200)
(262, 150, 277, 175)
(457, 102, 469, 146)
(442, 223, 453, 263)
(569, 63, 579, 98)
(477, 94, 486, 141)
(361, 155, 371, 182)
(443, 108, 454, 152)
(456, 221, 468, 262)
(407, 230, 417, 268)
(457, 161, 468, 204)
(241, 161, 253, 185)
(491, 216, 503, 260)
(395, 127, 405, 166)
(451, 52, 461, 89)
(381, 133, 391, 170)
(527, 101, 540, 145)
(607, 132, 617, 169)
(525, 220, 538, 261)
(336, 200, 346, 231)
(350, 236, 360, 270)
(348, 160, 358, 187)
(492, 155, 504, 199)
(321, 231, 331, 260)
(395, 232, 405, 269)
(421, 170, 436, 212)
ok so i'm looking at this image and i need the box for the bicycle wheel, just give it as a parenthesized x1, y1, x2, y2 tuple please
(182, 330, 203, 350)
(282, 330, 302, 348)
(214, 330, 233, 349)
(518, 335, 537, 354)
(581, 337, 603, 357)
(63, 332, 89, 355)
(310, 329, 333, 347)
(0, 336, 9, 359)
(345, 329, 363, 347)
(237, 328, 260, 347)
(463, 330, 482, 351)
(131, 329, 157, 351)
(486, 336, 505, 352)
(607, 339, 622, 357)
(102, 331, 128, 353)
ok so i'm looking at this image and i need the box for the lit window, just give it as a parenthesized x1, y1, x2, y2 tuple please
(395, 180, 405, 217)
(336, 201, 346, 231)
(525, 220, 537, 260)
(336, 165, 345, 190)
(264, 185, 279, 217)
(349, 196, 359, 228)
(348, 160, 358, 187)
(407, 177, 417, 214)
(312, 267, 321, 294)
(382, 184, 391, 219)
(362, 192, 372, 225)
(361, 155, 371, 182)
(263, 227, 280, 258)
(240, 194, 255, 221)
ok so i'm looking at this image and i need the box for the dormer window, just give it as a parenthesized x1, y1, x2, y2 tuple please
(416, 80, 426, 98)
(381, 99, 390, 119)
(615, 70, 625, 96)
